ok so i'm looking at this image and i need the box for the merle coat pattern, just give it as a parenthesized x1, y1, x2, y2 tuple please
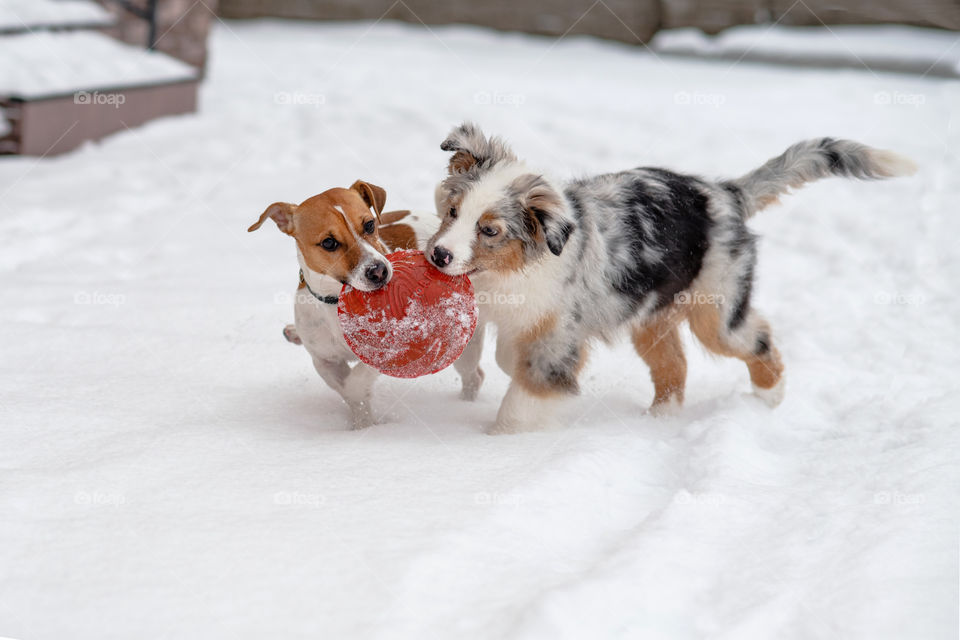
(427, 123, 915, 433)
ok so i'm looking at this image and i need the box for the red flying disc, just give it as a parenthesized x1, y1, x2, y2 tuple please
(337, 250, 478, 378)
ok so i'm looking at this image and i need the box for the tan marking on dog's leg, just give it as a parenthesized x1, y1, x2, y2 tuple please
(688, 302, 785, 403)
(513, 314, 558, 398)
(632, 315, 687, 413)
(513, 314, 588, 398)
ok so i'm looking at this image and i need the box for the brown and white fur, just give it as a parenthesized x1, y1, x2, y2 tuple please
(426, 123, 916, 434)
(250, 180, 485, 428)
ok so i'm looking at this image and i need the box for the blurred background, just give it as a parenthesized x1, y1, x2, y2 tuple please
(1, 0, 957, 155)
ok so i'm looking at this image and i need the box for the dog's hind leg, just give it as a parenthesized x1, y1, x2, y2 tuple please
(688, 300, 785, 407)
(454, 323, 485, 401)
(632, 316, 687, 415)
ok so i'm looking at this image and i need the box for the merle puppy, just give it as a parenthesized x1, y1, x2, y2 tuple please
(426, 123, 915, 433)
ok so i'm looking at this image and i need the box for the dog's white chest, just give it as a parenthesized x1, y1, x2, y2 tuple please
(293, 289, 355, 361)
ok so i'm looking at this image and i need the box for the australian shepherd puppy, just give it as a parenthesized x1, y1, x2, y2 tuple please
(426, 122, 915, 433)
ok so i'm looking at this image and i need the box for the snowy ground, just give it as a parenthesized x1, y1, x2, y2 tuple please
(652, 24, 960, 78)
(0, 31, 197, 98)
(1, 19, 957, 640)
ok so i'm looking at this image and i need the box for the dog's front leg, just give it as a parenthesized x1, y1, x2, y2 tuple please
(311, 356, 350, 395)
(311, 357, 376, 428)
(490, 381, 565, 434)
(489, 321, 584, 434)
(340, 362, 380, 429)
(494, 330, 515, 376)
(454, 323, 485, 401)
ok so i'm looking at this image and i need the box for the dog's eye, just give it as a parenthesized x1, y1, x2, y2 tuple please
(448, 207, 458, 219)
(480, 225, 499, 237)
(318, 237, 339, 251)
(363, 220, 375, 234)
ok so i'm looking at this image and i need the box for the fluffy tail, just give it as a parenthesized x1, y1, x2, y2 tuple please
(728, 138, 917, 218)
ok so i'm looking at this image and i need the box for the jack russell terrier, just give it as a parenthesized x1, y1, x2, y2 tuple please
(250, 180, 485, 428)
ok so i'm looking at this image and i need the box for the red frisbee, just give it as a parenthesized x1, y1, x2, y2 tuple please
(337, 250, 478, 378)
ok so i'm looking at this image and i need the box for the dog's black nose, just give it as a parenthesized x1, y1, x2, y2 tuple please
(431, 245, 453, 268)
(365, 262, 388, 286)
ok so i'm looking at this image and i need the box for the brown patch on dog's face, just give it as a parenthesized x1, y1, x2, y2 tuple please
(251, 186, 390, 287)
(427, 197, 536, 276)
(469, 212, 526, 274)
(294, 188, 386, 284)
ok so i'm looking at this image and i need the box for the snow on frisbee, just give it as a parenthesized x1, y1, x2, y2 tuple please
(337, 250, 478, 378)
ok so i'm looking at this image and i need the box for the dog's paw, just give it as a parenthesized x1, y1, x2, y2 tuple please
(486, 420, 521, 435)
(648, 396, 682, 417)
(752, 376, 786, 408)
(459, 367, 485, 401)
(283, 324, 302, 345)
(486, 416, 557, 435)
(348, 402, 377, 430)
(350, 414, 376, 430)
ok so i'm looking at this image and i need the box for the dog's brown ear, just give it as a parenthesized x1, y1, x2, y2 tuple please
(248, 202, 296, 235)
(350, 180, 386, 221)
(513, 174, 574, 256)
(448, 150, 476, 174)
(440, 122, 516, 175)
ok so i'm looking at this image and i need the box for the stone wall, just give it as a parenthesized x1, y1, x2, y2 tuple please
(218, 0, 960, 40)
(219, 0, 662, 43)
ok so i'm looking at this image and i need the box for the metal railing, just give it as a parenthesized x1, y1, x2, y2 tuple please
(107, 0, 159, 48)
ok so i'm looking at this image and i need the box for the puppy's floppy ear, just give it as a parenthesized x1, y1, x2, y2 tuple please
(350, 180, 387, 222)
(248, 202, 296, 235)
(513, 174, 574, 256)
(440, 121, 516, 175)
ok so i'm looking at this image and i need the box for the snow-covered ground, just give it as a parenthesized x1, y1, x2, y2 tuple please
(1, 19, 957, 640)
(652, 24, 960, 77)
(0, 31, 198, 99)
(0, 0, 112, 32)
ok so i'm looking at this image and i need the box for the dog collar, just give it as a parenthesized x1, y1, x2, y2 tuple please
(300, 269, 339, 305)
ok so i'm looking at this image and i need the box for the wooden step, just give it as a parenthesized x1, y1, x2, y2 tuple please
(0, 29, 199, 156)
(0, 0, 114, 34)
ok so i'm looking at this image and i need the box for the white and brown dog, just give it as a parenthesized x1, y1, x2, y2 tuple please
(426, 123, 915, 433)
(250, 180, 485, 428)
